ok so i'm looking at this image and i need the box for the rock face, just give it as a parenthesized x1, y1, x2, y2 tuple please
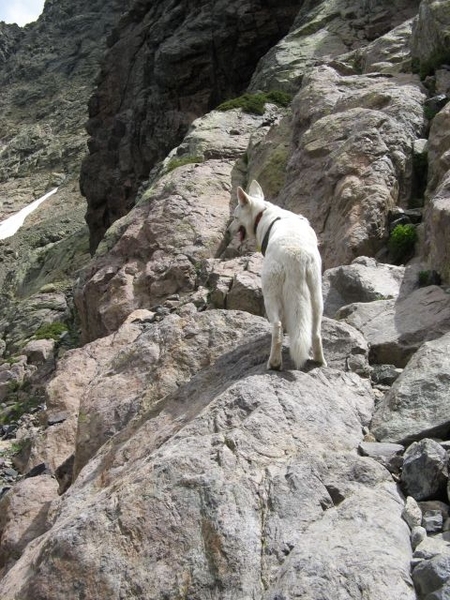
(249, 0, 421, 92)
(0, 22, 22, 65)
(2, 0, 450, 599)
(80, 0, 300, 252)
(410, 0, 450, 78)
(415, 0, 450, 287)
(282, 66, 426, 268)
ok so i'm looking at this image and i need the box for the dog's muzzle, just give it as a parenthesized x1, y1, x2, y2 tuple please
(238, 226, 246, 242)
(228, 219, 247, 244)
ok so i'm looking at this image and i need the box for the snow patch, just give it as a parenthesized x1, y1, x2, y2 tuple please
(0, 188, 58, 240)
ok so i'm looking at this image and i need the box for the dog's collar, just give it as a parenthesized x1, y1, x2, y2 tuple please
(261, 217, 281, 256)
(253, 211, 264, 236)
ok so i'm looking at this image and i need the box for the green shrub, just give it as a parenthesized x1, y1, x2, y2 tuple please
(34, 321, 68, 341)
(388, 224, 418, 263)
(217, 93, 267, 115)
(424, 105, 437, 121)
(217, 90, 293, 115)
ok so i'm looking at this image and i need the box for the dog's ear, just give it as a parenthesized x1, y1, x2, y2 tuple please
(237, 186, 250, 206)
(248, 180, 264, 200)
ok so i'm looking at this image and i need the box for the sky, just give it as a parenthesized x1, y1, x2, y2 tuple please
(0, 0, 45, 26)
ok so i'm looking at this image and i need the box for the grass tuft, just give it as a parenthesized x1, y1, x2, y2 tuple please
(165, 155, 203, 173)
(217, 90, 293, 115)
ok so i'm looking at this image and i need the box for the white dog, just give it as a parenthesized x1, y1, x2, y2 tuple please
(230, 180, 326, 370)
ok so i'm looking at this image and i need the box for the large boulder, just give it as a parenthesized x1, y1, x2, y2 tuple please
(0, 474, 58, 577)
(71, 308, 270, 479)
(21, 307, 270, 481)
(281, 65, 426, 269)
(424, 101, 450, 284)
(371, 332, 450, 444)
(0, 340, 414, 599)
(413, 555, 450, 600)
(323, 256, 406, 318)
(337, 286, 450, 367)
(400, 439, 448, 502)
(23, 305, 371, 487)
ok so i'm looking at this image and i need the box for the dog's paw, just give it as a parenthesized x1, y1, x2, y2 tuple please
(311, 358, 327, 368)
(267, 359, 282, 371)
(312, 353, 327, 367)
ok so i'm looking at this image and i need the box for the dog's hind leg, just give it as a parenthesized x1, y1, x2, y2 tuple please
(308, 264, 327, 367)
(311, 314, 326, 366)
(268, 320, 283, 370)
(264, 294, 283, 370)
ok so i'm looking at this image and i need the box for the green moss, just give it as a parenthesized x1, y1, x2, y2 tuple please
(388, 224, 418, 264)
(255, 146, 289, 199)
(265, 90, 293, 107)
(34, 321, 68, 341)
(418, 270, 442, 287)
(412, 46, 450, 79)
(0, 380, 40, 426)
(165, 155, 203, 173)
(9, 440, 26, 455)
(217, 90, 293, 115)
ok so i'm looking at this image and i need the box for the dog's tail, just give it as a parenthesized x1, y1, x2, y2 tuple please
(283, 264, 313, 369)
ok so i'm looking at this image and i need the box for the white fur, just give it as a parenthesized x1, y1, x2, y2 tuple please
(230, 180, 326, 370)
